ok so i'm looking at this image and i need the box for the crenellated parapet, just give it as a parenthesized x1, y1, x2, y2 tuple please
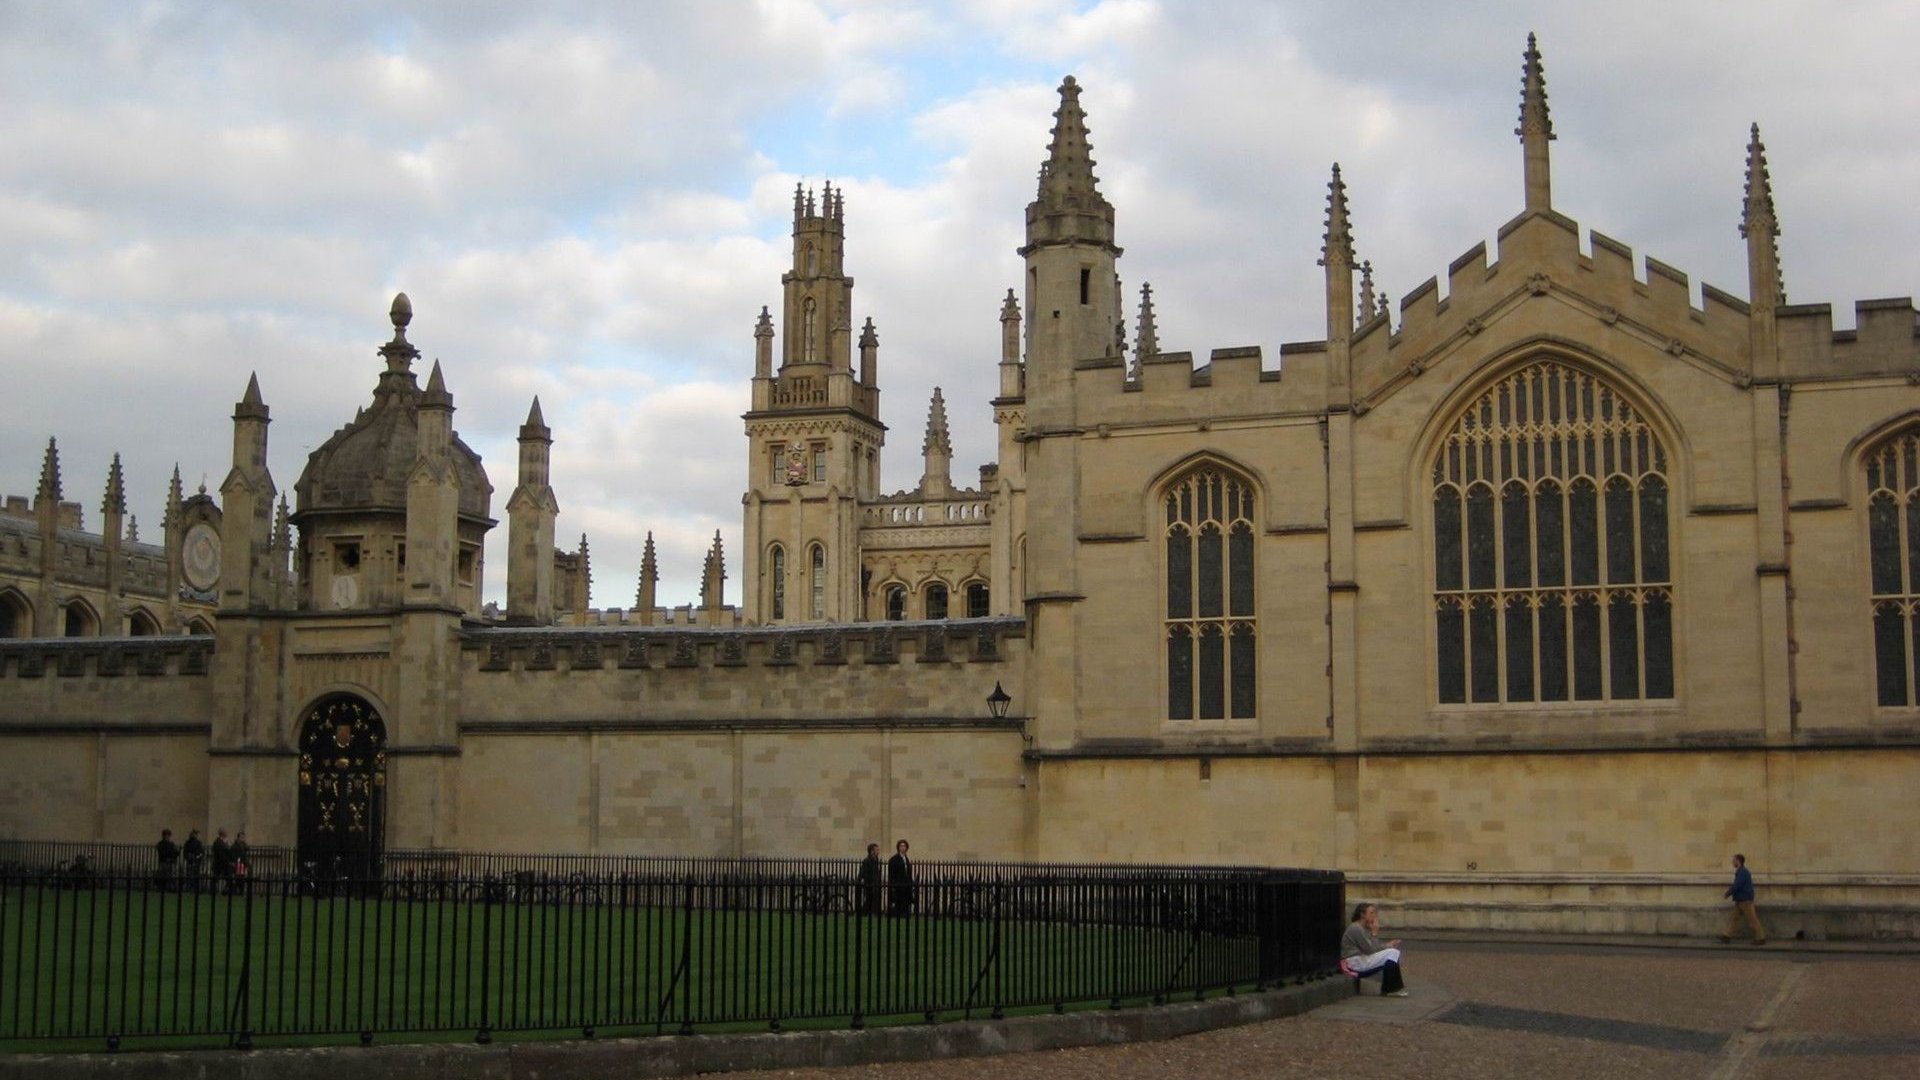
(1346, 213, 1759, 411)
(0, 635, 213, 679)
(466, 616, 1022, 674)
(1777, 298, 1920, 377)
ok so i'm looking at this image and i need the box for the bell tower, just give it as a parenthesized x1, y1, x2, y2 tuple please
(743, 183, 886, 624)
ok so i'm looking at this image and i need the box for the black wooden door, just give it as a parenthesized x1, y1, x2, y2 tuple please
(296, 694, 387, 880)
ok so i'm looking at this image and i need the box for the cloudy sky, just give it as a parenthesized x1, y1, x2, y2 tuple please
(4, 0, 1916, 609)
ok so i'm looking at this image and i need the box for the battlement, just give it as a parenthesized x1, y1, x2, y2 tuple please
(0, 515, 173, 598)
(0, 636, 212, 679)
(1355, 212, 1756, 401)
(1074, 344, 1323, 424)
(465, 616, 1024, 674)
(545, 604, 743, 629)
(1778, 297, 1920, 376)
(1, 496, 82, 529)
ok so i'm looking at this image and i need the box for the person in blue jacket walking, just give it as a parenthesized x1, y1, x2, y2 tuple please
(1720, 853, 1767, 945)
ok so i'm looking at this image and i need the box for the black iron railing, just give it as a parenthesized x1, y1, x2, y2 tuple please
(0, 851, 1343, 1050)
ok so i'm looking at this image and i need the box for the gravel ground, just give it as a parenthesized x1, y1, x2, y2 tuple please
(719, 946, 1920, 1080)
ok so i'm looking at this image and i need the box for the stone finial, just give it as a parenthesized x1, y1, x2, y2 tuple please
(125, 514, 139, 543)
(274, 494, 292, 551)
(636, 530, 659, 610)
(755, 306, 774, 339)
(792, 182, 805, 223)
(1358, 261, 1377, 325)
(1000, 288, 1020, 323)
(1517, 32, 1555, 211)
(1038, 75, 1102, 203)
(1320, 163, 1353, 267)
(1134, 282, 1160, 367)
(859, 316, 878, 350)
(164, 464, 183, 528)
(1742, 123, 1786, 305)
(36, 437, 62, 505)
(923, 387, 952, 457)
(379, 292, 420, 374)
(102, 453, 126, 517)
(421, 359, 451, 407)
(700, 530, 726, 610)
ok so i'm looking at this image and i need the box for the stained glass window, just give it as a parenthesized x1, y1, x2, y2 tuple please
(1165, 467, 1257, 720)
(1432, 363, 1674, 704)
(1865, 430, 1920, 706)
(769, 545, 786, 620)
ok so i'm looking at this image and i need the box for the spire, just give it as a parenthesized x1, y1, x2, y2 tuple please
(1319, 163, 1353, 267)
(1516, 32, 1555, 212)
(522, 396, 548, 436)
(1358, 261, 1377, 326)
(636, 531, 659, 611)
(1741, 123, 1785, 304)
(125, 515, 139, 543)
(1134, 282, 1160, 366)
(102, 453, 126, 517)
(274, 494, 291, 552)
(235, 372, 269, 421)
(165, 465, 183, 529)
(421, 359, 451, 407)
(36, 437, 61, 505)
(923, 387, 951, 457)
(1037, 75, 1103, 205)
(700, 530, 726, 611)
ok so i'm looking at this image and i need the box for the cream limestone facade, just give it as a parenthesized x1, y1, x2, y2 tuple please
(2, 38, 1917, 937)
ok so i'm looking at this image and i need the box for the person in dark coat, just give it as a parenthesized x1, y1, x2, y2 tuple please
(211, 830, 233, 882)
(182, 829, 205, 887)
(857, 842, 884, 915)
(887, 839, 916, 916)
(155, 829, 179, 887)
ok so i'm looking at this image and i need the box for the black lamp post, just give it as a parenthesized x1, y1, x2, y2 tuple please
(986, 681, 1012, 720)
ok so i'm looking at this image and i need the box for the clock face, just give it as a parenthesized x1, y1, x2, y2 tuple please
(182, 523, 221, 590)
(331, 574, 358, 610)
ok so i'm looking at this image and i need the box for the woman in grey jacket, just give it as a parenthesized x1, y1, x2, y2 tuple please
(1340, 903, 1408, 996)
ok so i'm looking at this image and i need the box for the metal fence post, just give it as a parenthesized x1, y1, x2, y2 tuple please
(476, 889, 492, 1044)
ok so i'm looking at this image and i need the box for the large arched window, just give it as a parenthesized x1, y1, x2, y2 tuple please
(809, 544, 826, 620)
(1165, 466, 1256, 721)
(924, 582, 949, 620)
(63, 600, 97, 638)
(1433, 362, 1673, 705)
(1866, 429, 1920, 706)
(0, 590, 30, 638)
(768, 544, 786, 621)
(965, 581, 990, 619)
(884, 584, 906, 621)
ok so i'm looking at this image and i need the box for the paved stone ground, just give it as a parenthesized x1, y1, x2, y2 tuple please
(724, 941, 1920, 1080)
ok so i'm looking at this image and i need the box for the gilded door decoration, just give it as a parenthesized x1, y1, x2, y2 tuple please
(296, 693, 387, 880)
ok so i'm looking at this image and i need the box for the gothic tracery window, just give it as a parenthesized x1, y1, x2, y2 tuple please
(810, 544, 826, 620)
(924, 582, 948, 620)
(885, 584, 906, 621)
(1866, 430, 1920, 706)
(1164, 467, 1256, 720)
(769, 544, 786, 621)
(1432, 362, 1673, 705)
(966, 582, 990, 618)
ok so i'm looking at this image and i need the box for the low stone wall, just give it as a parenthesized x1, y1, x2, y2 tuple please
(0, 978, 1348, 1079)
(1352, 872, 1920, 941)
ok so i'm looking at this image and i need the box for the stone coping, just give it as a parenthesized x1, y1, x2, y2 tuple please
(0, 978, 1348, 1080)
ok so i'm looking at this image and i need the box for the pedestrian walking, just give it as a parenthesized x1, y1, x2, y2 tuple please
(887, 839, 916, 916)
(857, 842, 884, 915)
(1720, 853, 1767, 945)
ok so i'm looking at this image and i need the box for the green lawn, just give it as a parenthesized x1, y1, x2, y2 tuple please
(0, 884, 1259, 1051)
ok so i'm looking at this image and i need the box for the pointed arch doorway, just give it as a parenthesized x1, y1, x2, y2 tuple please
(296, 693, 387, 880)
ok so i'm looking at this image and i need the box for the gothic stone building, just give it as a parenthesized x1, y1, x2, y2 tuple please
(3, 39, 1917, 937)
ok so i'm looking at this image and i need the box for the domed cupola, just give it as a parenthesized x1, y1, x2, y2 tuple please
(291, 295, 496, 614)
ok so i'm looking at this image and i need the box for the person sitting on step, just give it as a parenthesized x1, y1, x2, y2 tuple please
(1340, 902, 1409, 997)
